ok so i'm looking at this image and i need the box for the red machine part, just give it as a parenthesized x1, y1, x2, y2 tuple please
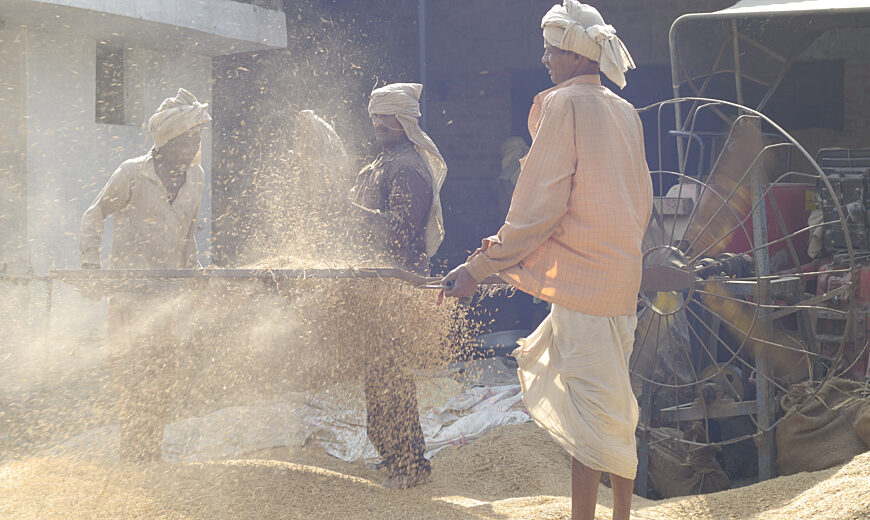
(817, 263, 870, 380)
(723, 183, 814, 272)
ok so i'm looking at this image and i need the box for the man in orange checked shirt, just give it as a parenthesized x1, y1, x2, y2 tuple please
(443, 2, 652, 519)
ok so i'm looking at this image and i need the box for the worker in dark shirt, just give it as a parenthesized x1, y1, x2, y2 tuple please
(350, 136, 432, 274)
(349, 82, 447, 489)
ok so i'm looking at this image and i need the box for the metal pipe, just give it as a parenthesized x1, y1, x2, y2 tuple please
(418, 0, 428, 131)
(750, 148, 776, 481)
(732, 19, 745, 106)
(669, 16, 685, 171)
(48, 268, 505, 297)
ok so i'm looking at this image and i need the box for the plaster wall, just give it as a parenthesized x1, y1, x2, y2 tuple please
(0, 27, 28, 273)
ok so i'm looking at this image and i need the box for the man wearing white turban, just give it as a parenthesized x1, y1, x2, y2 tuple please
(443, 3, 651, 519)
(80, 87, 210, 462)
(353, 82, 447, 268)
(349, 82, 446, 488)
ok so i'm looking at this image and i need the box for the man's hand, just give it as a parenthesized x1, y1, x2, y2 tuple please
(441, 264, 479, 299)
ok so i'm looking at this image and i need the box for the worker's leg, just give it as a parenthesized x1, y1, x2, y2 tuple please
(609, 472, 634, 520)
(571, 458, 601, 520)
(109, 299, 149, 463)
(363, 358, 395, 472)
(381, 369, 429, 487)
(364, 344, 429, 488)
(117, 306, 176, 463)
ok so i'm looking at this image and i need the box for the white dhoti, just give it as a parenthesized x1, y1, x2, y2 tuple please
(513, 303, 639, 480)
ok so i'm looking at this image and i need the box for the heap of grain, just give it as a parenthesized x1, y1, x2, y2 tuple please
(3, 423, 870, 519)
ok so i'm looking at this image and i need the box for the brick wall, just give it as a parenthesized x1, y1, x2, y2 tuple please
(845, 61, 870, 133)
(805, 28, 870, 134)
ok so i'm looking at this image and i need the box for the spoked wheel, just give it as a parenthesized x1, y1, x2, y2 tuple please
(632, 98, 861, 492)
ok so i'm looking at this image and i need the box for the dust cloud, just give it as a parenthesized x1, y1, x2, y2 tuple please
(0, 0, 484, 476)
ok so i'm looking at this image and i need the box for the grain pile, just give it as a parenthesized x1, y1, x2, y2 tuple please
(2, 422, 869, 519)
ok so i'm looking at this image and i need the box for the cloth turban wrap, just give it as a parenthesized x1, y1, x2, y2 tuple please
(368, 83, 447, 257)
(541, 1, 636, 89)
(148, 88, 211, 149)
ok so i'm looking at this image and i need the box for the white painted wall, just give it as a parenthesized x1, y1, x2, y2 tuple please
(0, 27, 215, 389)
(0, 26, 28, 274)
(3, 0, 287, 55)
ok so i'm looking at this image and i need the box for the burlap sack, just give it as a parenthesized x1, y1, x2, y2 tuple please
(647, 426, 731, 498)
(776, 378, 870, 475)
(854, 403, 870, 447)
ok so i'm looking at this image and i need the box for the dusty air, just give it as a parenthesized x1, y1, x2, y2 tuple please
(1, 1, 869, 519)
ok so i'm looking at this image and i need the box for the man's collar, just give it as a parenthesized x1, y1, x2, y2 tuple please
(142, 150, 160, 183)
(143, 149, 193, 183)
(558, 74, 602, 88)
(382, 140, 415, 161)
(535, 74, 601, 104)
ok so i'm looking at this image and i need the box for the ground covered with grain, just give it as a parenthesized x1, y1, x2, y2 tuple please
(2, 421, 869, 519)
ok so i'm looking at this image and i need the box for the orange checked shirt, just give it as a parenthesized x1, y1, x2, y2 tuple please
(465, 75, 652, 317)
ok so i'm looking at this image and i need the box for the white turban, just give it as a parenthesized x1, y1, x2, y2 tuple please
(541, 1, 636, 89)
(148, 88, 211, 149)
(368, 83, 447, 257)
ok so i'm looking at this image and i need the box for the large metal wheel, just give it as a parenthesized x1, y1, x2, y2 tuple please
(632, 98, 862, 491)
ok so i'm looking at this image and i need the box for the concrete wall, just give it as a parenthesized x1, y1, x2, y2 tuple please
(0, 26, 214, 390)
(234, 0, 284, 10)
(3, 0, 287, 55)
(1, 0, 288, 274)
(0, 27, 28, 275)
(0, 28, 214, 387)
